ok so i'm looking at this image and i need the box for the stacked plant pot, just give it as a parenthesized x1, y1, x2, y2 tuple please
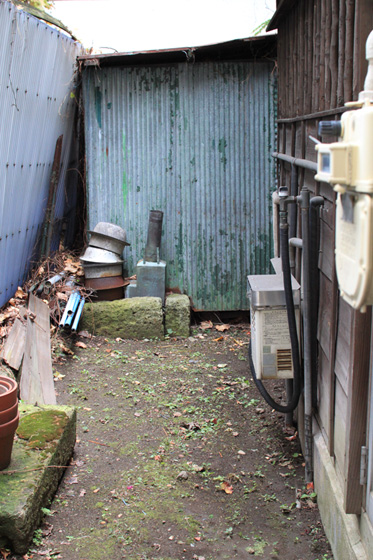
(0, 376, 19, 470)
(80, 222, 130, 301)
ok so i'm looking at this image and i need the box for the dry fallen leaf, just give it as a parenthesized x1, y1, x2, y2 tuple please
(15, 287, 27, 299)
(200, 320, 213, 330)
(60, 343, 74, 355)
(215, 324, 230, 332)
(75, 341, 87, 349)
(220, 481, 233, 494)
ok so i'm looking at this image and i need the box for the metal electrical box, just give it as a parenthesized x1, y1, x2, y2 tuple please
(248, 274, 300, 379)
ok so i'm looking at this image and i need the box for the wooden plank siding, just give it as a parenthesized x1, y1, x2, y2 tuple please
(343, 309, 371, 513)
(272, 0, 373, 515)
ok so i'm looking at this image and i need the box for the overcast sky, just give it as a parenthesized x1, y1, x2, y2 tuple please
(50, 0, 276, 53)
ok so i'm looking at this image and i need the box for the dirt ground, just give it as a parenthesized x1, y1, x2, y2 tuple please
(6, 323, 333, 560)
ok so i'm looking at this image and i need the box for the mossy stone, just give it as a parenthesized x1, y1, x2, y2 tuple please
(0, 404, 76, 554)
(17, 410, 69, 449)
(80, 297, 164, 339)
(165, 294, 190, 338)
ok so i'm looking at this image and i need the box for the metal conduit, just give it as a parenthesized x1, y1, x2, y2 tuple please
(272, 152, 318, 173)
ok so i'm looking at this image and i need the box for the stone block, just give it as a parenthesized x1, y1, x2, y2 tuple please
(165, 294, 190, 338)
(80, 297, 164, 340)
(0, 403, 76, 554)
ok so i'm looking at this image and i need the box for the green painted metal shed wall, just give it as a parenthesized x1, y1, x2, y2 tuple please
(82, 60, 277, 310)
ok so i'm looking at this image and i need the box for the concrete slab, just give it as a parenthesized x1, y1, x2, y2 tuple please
(165, 294, 190, 338)
(80, 296, 164, 340)
(0, 403, 76, 554)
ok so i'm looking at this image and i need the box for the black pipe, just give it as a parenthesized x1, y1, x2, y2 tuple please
(285, 165, 298, 426)
(309, 197, 324, 409)
(289, 164, 298, 239)
(144, 210, 163, 262)
(272, 152, 318, 172)
(249, 200, 302, 413)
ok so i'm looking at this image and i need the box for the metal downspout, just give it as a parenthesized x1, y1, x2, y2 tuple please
(298, 186, 313, 483)
(285, 165, 299, 427)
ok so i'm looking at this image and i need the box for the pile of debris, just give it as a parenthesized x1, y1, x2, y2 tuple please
(0, 252, 93, 405)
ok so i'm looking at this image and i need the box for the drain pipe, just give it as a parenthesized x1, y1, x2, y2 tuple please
(144, 210, 164, 262)
(298, 186, 313, 483)
(272, 191, 280, 257)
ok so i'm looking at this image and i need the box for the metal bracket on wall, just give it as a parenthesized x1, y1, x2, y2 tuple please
(360, 446, 368, 485)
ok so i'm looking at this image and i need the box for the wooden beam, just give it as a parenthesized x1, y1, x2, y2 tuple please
(0, 318, 26, 371)
(343, 308, 372, 513)
(19, 294, 56, 405)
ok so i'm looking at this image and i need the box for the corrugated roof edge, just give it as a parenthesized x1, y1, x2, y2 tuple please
(78, 35, 277, 67)
(267, 0, 298, 31)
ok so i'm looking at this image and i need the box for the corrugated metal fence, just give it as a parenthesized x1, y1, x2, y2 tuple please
(83, 59, 277, 310)
(0, 0, 82, 308)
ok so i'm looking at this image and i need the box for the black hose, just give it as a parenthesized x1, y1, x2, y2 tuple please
(249, 221, 302, 413)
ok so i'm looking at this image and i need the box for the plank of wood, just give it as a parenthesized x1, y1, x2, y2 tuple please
(343, 308, 371, 514)
(19, 294, 56, 405)
(0, 318, 26, 371)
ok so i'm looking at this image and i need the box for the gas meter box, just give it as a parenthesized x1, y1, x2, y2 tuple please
(315, 102, 373, 191)
(248, 274, 300, 380)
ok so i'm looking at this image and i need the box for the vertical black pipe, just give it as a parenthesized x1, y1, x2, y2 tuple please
(285, 165, 298, 426)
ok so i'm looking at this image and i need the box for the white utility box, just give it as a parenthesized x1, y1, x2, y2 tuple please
(248, 274, 301, 379)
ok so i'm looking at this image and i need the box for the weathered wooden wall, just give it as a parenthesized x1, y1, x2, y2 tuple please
(270, 0, 373, 514)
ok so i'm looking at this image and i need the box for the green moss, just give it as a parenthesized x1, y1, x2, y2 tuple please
(17, 410, 69, 449)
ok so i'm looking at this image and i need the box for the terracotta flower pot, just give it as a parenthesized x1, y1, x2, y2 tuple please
(0, 399, 18, 425)
(0, 411, 19, 470)
(0, 376, 18, 412)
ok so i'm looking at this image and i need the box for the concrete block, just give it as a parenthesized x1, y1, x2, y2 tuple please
(313, 430, 369, 560)
(0, 403, 76, 554)
(81, 297, 164, 340)
(165, 294, 190, 338)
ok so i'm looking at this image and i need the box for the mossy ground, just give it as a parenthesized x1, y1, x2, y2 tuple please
(4, 325, 332, 560)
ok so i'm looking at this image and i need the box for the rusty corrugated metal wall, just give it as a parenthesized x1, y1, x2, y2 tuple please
(0, 1, 82, 308)
(83, 60, 277, 310)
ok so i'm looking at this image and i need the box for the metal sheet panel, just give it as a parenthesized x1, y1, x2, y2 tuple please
(83, 60, 277, 310)
(0, 1, 82, 307)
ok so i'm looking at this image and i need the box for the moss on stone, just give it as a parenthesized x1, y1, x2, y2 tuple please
(0, 404, 76, 554)
(165, 294, 190, 338)
(17, 409, 69, 449)
(80, 297, 164, 340)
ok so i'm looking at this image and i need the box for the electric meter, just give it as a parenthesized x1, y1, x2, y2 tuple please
(314, 30, 373, 311)
(248, 274, 300, 379)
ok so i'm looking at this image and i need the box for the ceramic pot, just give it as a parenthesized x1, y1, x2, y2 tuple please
(0, 376, 18, 412)
(0, 399, 18, 425)
(0, 411, 19, 470)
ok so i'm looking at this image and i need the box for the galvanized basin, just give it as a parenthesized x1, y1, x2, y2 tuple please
(80, 246, 123, 264)
(87, 222, 130, 255)
(82, 262, 124, 279)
